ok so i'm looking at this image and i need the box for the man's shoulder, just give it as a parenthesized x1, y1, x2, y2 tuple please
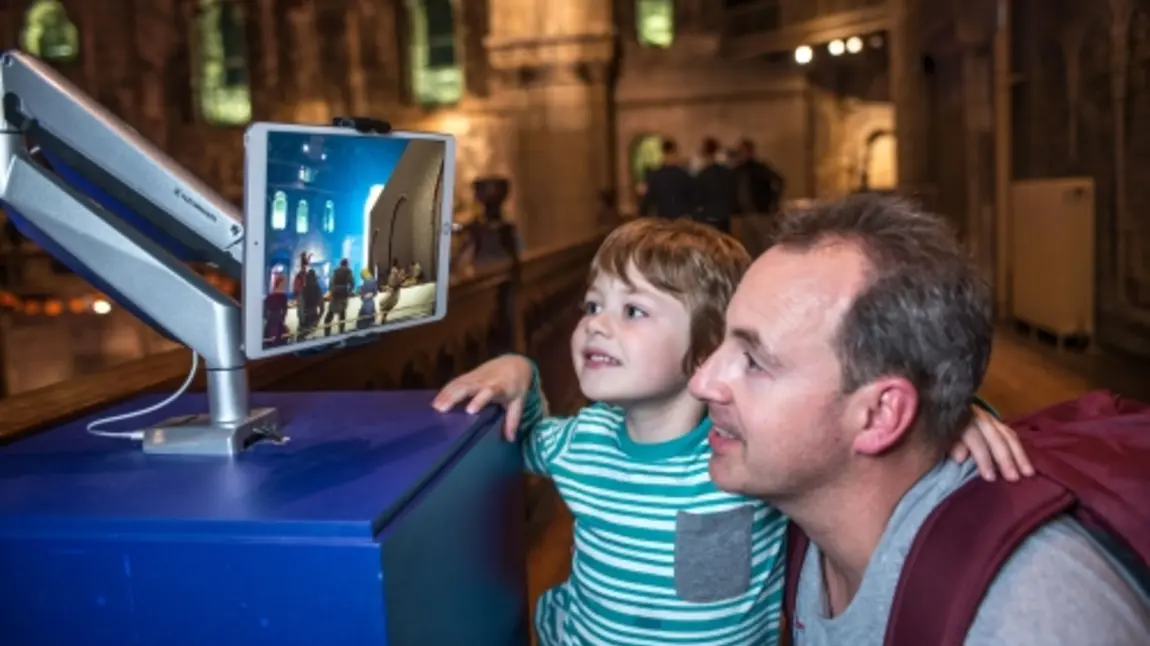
(968, 516, 1150, 645)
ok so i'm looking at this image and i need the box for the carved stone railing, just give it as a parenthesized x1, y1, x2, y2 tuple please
(0, 233, 603, 443)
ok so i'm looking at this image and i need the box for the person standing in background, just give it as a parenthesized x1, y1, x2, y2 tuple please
(732, 138, 785, 256)
(638, 138, 698, 220)
(694, 137, 737, 234)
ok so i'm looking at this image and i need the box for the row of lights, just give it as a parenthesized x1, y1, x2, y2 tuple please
(794, 34, 882, 65)
(0, 291, 112, 317)
(0, 274, 236, 318)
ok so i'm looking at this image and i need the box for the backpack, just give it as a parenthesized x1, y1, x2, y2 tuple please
(781, 390, 1150, 646)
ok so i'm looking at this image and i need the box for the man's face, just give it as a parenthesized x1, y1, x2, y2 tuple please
(571, 264, 693, 406)
(689, 242, 869, 498)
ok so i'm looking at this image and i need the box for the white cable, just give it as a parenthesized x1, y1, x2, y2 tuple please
(86, 352, 199, 442)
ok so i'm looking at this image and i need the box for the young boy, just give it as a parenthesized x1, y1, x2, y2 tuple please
(433, 218, 1027, 646)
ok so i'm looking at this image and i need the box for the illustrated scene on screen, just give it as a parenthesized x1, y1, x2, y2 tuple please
(260, 132, 446, 350)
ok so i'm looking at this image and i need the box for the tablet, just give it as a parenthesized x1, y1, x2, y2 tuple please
(242, 123, 455, 360)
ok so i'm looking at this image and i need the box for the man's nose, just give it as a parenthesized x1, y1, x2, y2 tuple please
(689, 353, 727, 402)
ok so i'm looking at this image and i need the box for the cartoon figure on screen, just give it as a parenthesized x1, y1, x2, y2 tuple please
(356, 267, 379, 329)
(298, 268, 323, 339)
(292, 251, 311, 297)
(323, 258, 355, 336)
(403, 260, 422, 287)
(263, 274, 289, 346)
(379, 258, 403, 322)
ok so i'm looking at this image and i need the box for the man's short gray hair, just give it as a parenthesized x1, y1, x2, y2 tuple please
(772, 193, 993, 449)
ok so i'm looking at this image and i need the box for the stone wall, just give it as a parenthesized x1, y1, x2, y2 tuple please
(614, 54, 812, 213)
(0, 0, 535, 245)
(809, 90, 896, 198)
(1008, 0, 1150, 355)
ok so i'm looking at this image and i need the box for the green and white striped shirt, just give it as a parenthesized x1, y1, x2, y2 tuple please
(521, 379, 786, 646)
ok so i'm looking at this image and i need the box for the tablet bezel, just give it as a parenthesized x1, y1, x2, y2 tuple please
(241, 122, 456, 361)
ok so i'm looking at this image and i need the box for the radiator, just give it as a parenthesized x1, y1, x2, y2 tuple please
(1009, 177, 1095, 337)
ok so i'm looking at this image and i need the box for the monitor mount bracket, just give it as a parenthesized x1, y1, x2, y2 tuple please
(0, 51, 280, 456)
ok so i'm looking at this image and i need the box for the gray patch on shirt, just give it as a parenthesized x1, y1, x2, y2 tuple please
(674, 505, 754, 602)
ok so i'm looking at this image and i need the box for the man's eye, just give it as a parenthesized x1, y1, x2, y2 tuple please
(744, 352, 762, 372)
(624, 305, 647, 319)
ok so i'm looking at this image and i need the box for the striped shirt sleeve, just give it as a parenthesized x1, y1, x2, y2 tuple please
(517, 358, 578, 476)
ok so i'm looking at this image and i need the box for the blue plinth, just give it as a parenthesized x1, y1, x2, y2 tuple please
(0, 391, 528, 646)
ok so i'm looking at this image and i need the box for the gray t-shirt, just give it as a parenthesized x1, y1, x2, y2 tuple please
(792, 459, 1150, 645)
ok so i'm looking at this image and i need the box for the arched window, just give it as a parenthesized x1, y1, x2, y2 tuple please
(629, 134, 665, 194)
(195, 0, 251, 125)
(295, 199, 309, 234)
(408, 0, 463, 106)
(271, 190, 288, 230)
(323, 200, 335, 233)
(636, 0, 674, 48)
(20, 0, 79, 63)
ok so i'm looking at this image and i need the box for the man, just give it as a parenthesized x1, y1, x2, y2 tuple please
(323, 257, 354, 335)
(731, 138, 784, 257)
(732, 138, 784, 215)
(694, 137, 737, 234)
(638, 138, 698, 220)
(689, 194, 1149, 645)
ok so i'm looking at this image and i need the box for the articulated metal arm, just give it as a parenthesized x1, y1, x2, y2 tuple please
(0, 50, 277, 456)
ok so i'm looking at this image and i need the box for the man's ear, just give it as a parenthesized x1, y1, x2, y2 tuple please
(847, 377, 918, 456)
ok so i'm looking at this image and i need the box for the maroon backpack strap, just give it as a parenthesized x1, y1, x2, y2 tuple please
(781, 521, 809, 643)
(883, 475, 1076, 646)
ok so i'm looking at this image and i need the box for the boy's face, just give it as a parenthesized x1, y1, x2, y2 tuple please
(571, 264, 693, 406)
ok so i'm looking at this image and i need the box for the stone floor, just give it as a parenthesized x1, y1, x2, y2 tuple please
(523, 328, 1150, 639)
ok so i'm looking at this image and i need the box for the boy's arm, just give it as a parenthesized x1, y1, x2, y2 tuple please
(973, 394, 1000, 419)
(516, 360, 578, 477)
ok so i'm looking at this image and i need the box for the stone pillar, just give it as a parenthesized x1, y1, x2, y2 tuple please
(992, 0, 1013, 317)
(131, 0, 183, 147)
(888, 0, 931, 196)
(456, 0, 490, 98)
(485, 0, 616, 250)
(956, 1, 997, 288)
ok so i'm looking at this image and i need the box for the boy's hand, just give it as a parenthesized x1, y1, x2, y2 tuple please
(951, 406, 1035, 482)
(432, 355, 535, 440)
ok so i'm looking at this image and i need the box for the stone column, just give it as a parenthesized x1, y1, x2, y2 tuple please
(456, 0, 490, 98)
(485, 0, 616, 250)
(956, 1, 997, 288)
(131, 0, 182, 148)
(888, 0, 931, 197)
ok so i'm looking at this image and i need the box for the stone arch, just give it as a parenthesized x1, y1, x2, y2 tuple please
(20, 0, 79, 63)
(463, 333, 483, 370)
(400, 360, 423, 389)
(860, 128, 898, 191)
(435, 345, 457, 385)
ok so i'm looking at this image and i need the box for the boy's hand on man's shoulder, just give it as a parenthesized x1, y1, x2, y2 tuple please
(432, 354, 535, 440)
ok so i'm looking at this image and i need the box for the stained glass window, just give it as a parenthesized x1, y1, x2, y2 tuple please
(271, 191, 288, 230)
(20, 0, 79, 62)
(408, 0, 463, 106)
(295, 199, 309, 234)
(630, 135, 665, 193)
(196, 0, 251, 125)
(323, 200, 335, 233)
(636, 0, 674, 48)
